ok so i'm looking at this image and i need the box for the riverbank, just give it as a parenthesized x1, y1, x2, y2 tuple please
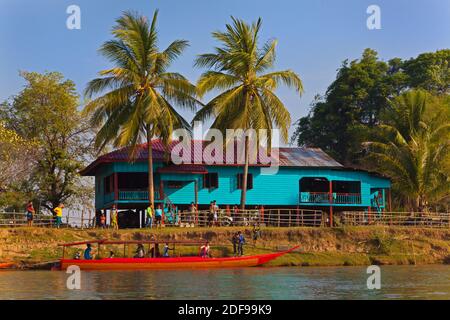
(0, 226, 449, 268)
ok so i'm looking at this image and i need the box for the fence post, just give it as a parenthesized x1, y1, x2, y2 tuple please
(278, 209, 280, 227)
(301, 210, 304, 227)
(289, 210, 292, 227)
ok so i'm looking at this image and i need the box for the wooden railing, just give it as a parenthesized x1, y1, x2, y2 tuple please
(118, 190, 149, 200)
(104, 190, 161, 202)
(300, 192, 362, 204)
(334, 193, 362, 204)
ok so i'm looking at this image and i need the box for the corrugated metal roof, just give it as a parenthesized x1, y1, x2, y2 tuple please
(277, 147, 342, 167)
(80, 139, 343, 176)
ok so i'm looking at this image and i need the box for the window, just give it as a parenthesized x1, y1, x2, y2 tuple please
(167, 181, 184, 189)
(103, 175, 113, 194)
(203, 173, 219, 189)
(237, 173, 253, 190)
(299, 177, 329, 193)
(332, 181, 361, 194)
(117, 172, 148, 190)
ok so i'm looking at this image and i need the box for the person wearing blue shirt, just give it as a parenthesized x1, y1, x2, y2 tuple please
(155, 204, 163, 229)
(84, 243, 93, 260)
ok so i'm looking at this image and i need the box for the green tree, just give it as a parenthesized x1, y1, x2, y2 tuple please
(403, 49, 450, 95)
(193, 17, 303, 209)
(292, 49, 406, 164)
(84, 10, 198, 208)
(0, 121, 38, 209)
(292, 49, 450, 165)
(365, 90, 450, 211)
(1, 71, 94, 212)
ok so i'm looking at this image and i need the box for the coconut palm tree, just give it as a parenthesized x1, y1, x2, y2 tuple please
(84, 10, 198, 208)
(193, 17, 303, 209)
(365, 90, 450, 211)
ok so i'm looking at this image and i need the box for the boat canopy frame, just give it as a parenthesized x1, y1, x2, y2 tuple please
(58, 239, 209, 259)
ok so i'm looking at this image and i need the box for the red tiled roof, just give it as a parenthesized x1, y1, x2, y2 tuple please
(80, 139, 343, 176)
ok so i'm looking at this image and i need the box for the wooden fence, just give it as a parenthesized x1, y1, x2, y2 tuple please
(175, 209, 324, 227)
(340, 211, 450, 228)
(2, 210, 449, 229)
(0, 211, 96, 228)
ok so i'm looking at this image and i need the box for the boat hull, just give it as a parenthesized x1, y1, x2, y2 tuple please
(0, 262, 14, 270)
(59, 248, 297, 271)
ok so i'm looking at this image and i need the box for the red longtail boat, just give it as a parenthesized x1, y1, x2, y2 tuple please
(57, 240, 299, 271)
(0, 262, 14, 270)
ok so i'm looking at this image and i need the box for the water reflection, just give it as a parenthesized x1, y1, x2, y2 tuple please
(0, 265, 448, 300)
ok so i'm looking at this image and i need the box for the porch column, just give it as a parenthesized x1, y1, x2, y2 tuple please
(114, 173, 118, 201)
(159, 180, 164, 200)
(194, 179, 198, 206)
(329, 180, 333, 227)
(388, 189, 392, 212)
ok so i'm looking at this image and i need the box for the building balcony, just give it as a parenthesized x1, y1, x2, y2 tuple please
(300, 192, 362, 205)
(104, 190, 161, 203)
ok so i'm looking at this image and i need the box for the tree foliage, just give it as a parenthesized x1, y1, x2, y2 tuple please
(292, 49, 450, 164)
(84, 10, 199, 207)
(364, 90, 450, 211)
(193, 17, 303, 208)
(1, 71, 94, 212)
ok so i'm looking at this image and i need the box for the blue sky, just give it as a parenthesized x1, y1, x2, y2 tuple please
(0, 0, 449, 135)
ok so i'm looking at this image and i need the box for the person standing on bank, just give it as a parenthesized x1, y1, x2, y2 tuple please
(111, 204, 119, 230)
(26, 200, 35, 227)
(146, 204, 153, 228)
(155, 204, 163, 229)
(53, 203, 64, 228)
(237, 231, 245, 256)
(232, 232, 239, 256)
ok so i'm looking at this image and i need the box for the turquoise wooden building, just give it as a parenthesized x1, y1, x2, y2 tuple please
(81, 140, 391, 219)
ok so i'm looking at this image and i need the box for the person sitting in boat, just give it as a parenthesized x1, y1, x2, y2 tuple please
(162, 243, 172, 257)
(74, 250, 81, 260)
(134, 244, 145, 258)
(199, 241, 210, 258)
(84, 243, 93, 260)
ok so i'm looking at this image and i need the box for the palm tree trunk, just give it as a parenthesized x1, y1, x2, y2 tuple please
(147, 126, 154, 208)
(240, 135, 250, 210)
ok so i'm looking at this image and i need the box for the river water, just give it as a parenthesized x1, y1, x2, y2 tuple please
(0, 265, 448, 300)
